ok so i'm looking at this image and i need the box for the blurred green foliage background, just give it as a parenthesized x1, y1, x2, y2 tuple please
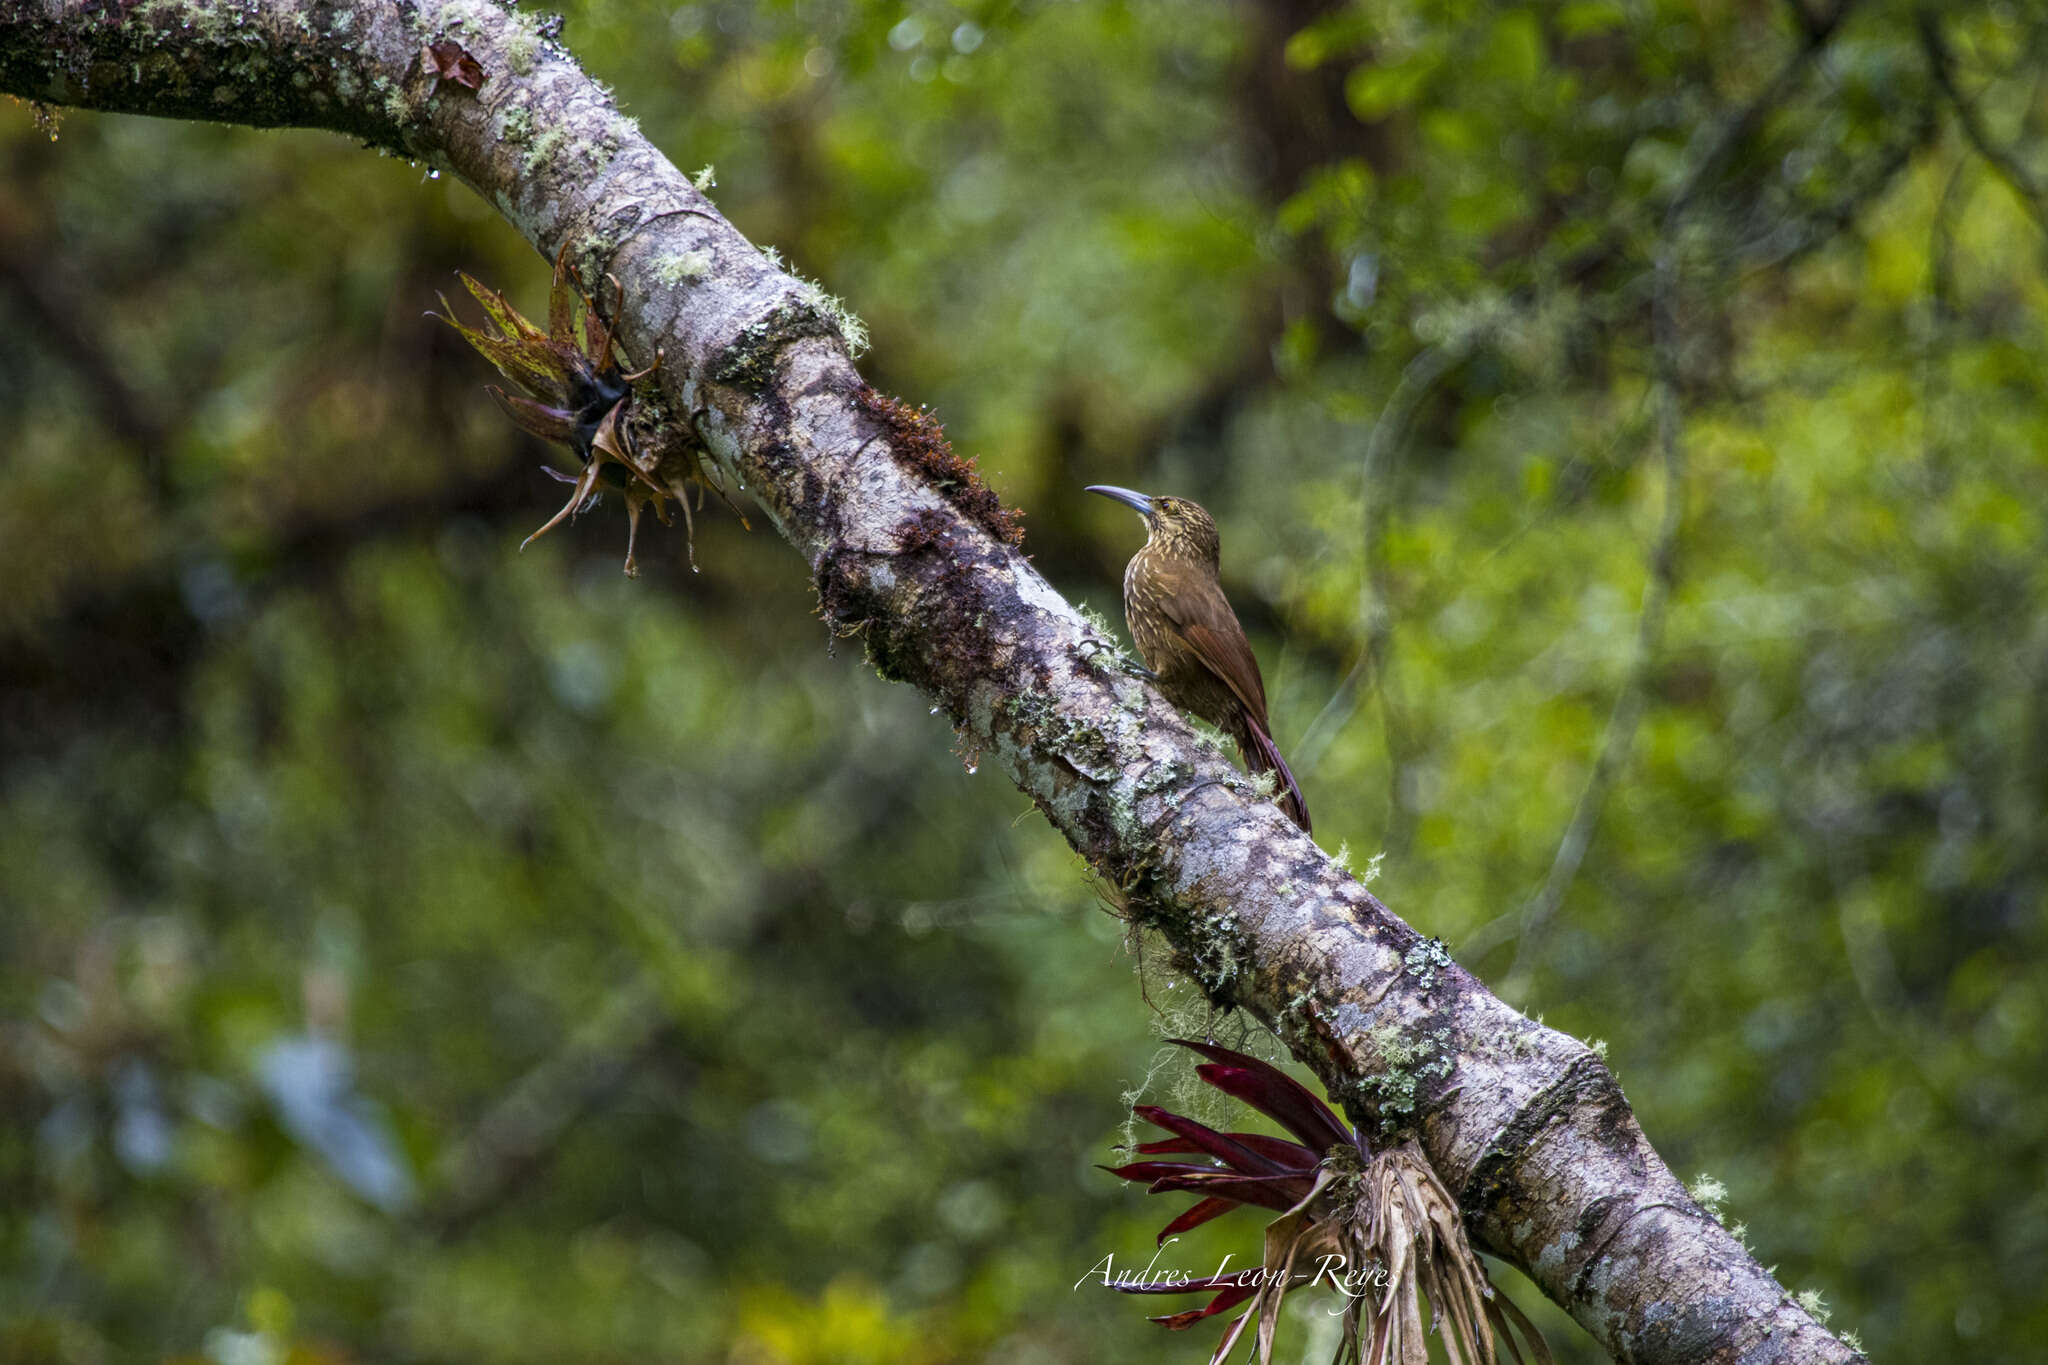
(3, 0, 2045, 1360)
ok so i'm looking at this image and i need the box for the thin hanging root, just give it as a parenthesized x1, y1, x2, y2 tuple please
(521, 460, 604, 552)
(620, 486, 677, 577)
(676, 485, 698, 570)
(621, 346, 662, 383)
(701, 473, 750, 532)
(622, 494, 644, 578)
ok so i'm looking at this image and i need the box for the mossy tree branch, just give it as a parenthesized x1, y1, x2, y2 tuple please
(0, 3, 1863, 1361)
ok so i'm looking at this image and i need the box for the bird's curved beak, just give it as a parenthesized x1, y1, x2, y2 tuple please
(1085, 485, 1154, 518)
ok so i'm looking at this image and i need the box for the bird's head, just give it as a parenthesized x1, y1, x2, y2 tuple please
(1085, 485, 1221, 564)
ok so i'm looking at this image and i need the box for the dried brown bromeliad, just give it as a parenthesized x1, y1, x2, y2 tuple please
(433, 244, 728, 575)
(1105, 1039, 1549, 1365)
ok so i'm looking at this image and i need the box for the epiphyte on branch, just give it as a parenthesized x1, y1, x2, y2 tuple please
(1102, 1039, 1547, 1365)
(432, 244, 728, 575)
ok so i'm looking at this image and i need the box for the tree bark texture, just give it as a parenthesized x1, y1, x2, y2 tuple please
(0, 4, 1865, 1361)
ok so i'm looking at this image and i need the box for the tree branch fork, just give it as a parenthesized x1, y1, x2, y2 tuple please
(0, 2, 1860, 1360)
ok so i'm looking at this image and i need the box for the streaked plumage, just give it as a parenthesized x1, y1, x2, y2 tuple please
(1087, 485, 1311, 833)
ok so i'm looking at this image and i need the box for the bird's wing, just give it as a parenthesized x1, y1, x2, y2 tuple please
(1163, 577, 1270, 724)
(1162, 577, 1311, 832)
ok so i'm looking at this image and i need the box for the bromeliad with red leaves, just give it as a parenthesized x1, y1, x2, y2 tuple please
(1105, 1039, 1549, 1365)
(433, 245, 734, 576)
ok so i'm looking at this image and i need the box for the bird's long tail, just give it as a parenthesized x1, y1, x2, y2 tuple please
(1237, 718, 1312, 835)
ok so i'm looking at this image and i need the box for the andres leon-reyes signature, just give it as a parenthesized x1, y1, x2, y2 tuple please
(1075, 1239, 1390, 1300)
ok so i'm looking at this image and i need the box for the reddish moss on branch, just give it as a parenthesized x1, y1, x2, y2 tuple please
(892, 505, 955, 555)
(854, 386, 1024, 547)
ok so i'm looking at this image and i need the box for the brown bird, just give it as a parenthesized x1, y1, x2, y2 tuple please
(1088, 485, 1311, 833)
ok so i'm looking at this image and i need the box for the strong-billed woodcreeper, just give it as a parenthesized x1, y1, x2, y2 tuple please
(1087, 485, 1311, 834)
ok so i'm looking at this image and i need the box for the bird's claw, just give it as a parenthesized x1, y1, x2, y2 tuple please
(1074, 637, 1156, 682)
